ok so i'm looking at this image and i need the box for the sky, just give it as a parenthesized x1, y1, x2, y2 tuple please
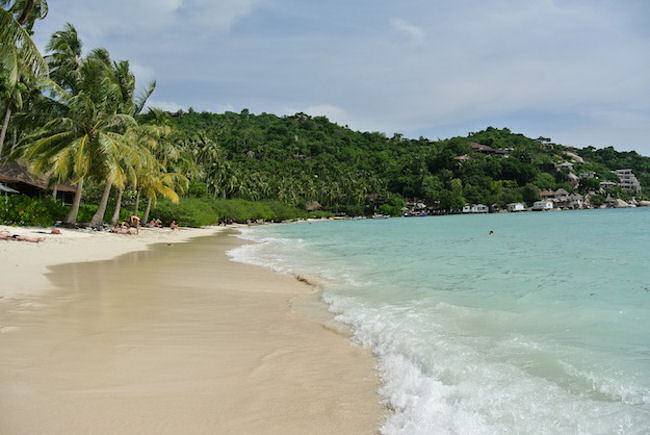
(33, 0, 650, 154)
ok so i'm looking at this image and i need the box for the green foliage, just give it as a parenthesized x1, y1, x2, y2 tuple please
(150, 197, 217, 227)
(150, 198, 312, 227)
(589, 194, 605, 207)
(188, 181, 207, 197)
(0, 194, 66, 226)
(521, 183, 541, 204)
(76, 203, 98, 223)
(166, 113, 650, 212)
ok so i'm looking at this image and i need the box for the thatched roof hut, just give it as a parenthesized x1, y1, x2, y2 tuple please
(306, 201, 322, 212)
(0, 161, 75, 196)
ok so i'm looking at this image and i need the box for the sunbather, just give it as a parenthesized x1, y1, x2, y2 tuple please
(0, 230, 46, 243)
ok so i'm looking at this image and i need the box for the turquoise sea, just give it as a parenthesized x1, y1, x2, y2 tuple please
(229, 208, 650, 434)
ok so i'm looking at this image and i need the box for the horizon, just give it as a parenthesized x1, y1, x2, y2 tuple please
(33, 1, 650, 154)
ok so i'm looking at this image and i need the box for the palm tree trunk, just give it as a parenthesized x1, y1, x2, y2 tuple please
(52, 185, 58, 200)
(90, 176, 113, 226)
(133, 188, 141, 216)
(10, 129, 17, 153)
(143, 197, 152, 224)
(111, 188, 123, 225)
(0, 106, 11, 157)
(65, 178, 84, 224)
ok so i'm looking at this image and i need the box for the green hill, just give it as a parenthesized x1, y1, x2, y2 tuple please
(164, 109, 649, 215)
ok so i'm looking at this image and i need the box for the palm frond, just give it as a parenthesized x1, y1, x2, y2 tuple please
(0, 8, 48, 78)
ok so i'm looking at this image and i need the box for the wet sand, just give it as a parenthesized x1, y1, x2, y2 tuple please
(0, 230, 382, 434)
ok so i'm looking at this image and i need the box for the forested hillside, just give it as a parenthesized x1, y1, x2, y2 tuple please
(164, 109, 649, 215)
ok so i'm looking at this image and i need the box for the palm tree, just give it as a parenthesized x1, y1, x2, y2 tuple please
(84, 51, 157, 226)
(21, 58, 137, 224)
(1, 0, 48, 28)
(0, 3, 49, 153)
(140, 165, 187, 223)
(46, 23, 83, 95)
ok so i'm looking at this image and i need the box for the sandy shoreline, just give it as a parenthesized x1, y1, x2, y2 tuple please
(0, 227, 383, 434)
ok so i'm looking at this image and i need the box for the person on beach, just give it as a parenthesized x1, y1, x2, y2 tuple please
(129, 215, 140, 234)
(0, 230, 46, 243)
(110, 223, 135, 235)
(170, 220, 179, 230)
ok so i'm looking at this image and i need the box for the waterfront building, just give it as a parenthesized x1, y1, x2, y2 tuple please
(507, 203, 526, 212)
(532, 200, 554, 211)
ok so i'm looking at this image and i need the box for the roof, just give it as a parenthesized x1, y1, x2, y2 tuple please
(469, 142, 494, 152)
(0, 161, 76, 193)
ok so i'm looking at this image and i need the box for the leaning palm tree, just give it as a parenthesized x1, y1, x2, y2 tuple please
(21, 61, 136, 224)
(84, 54, 160, 226)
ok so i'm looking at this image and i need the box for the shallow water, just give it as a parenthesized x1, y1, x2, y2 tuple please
(229, 209, 650, 434)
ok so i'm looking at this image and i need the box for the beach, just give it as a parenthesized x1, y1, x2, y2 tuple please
(0, 227, 382, 434)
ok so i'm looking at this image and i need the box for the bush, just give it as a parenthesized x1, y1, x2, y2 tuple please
(149, 198, 312, 227)
(151, 198, 217, 227)
(0, 195, 67, 226)
(77, 203, 98, 223)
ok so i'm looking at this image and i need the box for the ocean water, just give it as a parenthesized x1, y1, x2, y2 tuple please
(228, 209, 650, 434)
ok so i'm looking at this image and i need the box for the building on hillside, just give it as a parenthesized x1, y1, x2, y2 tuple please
(532, 200, 554, 211)
(540, 189, 569, 203)
(614, 169, 642, 192)
(557, 193, 584, 210)
(507, 202, 526, 212)
(0, 161, 75, 205)
(599, 180, 618, 190)
(469, 142, 509, 155)
(579, 172, 597, 179)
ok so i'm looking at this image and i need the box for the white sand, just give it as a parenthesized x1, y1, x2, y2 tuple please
(0, 224, 222, 300)
(0, 228, 383, 434)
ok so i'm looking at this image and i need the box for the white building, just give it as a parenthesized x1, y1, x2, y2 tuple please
(614, 169, 642, 192)
(462, 204, 489, 213)
(532, 200, 554, 211)
(507, 202, 526, 212)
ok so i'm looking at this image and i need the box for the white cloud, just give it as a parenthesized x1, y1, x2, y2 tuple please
(33, 0, 650, 154)
(389, 18, 425, 43)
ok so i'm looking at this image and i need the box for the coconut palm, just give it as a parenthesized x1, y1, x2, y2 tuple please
(82, 50, 158, 226)
(21, 56, 137, 224)
(0, 2, 49, 153)
(46, 23, 83, 94)
(1, 0, 48, 29)
(140, 165, 187, 223)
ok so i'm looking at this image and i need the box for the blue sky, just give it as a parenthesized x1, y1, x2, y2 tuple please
(33, 0, 650, 154)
